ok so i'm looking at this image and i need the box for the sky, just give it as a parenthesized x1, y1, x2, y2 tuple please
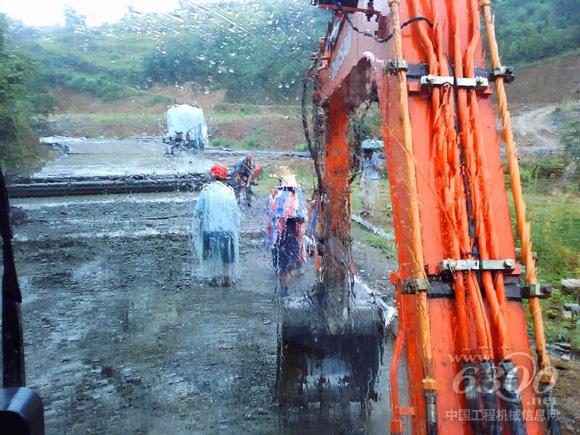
(0, 0, 182, 27)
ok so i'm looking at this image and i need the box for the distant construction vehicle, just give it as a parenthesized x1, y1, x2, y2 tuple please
(164, 104, 209, 153)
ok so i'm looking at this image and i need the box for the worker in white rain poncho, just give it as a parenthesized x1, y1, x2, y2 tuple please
(193, 164, 241, 286)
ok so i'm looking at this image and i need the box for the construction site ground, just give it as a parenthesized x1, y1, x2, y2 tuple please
(11, 140, 399, 434)
(9, 131, 579, 434)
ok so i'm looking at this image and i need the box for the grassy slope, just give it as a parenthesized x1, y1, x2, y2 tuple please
(525, 191, 580, 348)
(47, 87, 305, 148)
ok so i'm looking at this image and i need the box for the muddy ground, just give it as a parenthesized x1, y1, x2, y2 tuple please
(33, 137, 310, 181)
(15, 190, 580, 435)
(8, 136, 578, 434)
(11, 191, 397, 435)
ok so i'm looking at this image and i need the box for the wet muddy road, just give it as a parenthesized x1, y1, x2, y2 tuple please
(35, 137, 309, 180)
(36, 137, 215, 179)
(12, 190, 397, 434)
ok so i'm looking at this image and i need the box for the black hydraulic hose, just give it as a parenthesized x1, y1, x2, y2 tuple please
(424, 389, 438, 435)
(376, 16, 434, 44)
(463, 363, 485, 434)
(480, 361, 502, 435)
(540, 384, 561, 435)
(448, 58, 484, 435)
(499, 360, 527, 435)
(0, 167, 26, 387)
(335, 2, 433, 44)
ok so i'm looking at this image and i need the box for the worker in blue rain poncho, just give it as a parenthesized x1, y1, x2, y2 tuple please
(193, 164, 241, 287)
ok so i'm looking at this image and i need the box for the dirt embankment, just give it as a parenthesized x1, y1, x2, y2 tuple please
(510, 104, 566, 160)
(52, 86, 227, 114)
(209, 117, 304, 150)
(49, 54, 580, 149)
(507, 54, 580, 105)
(511, 105, 560, 149)
(503, 55, 580, 160)
(48, 85, 305, 149)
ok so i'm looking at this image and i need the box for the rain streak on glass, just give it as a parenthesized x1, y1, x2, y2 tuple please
(2, 0, 576, 434)
(2, 1, 393, 433)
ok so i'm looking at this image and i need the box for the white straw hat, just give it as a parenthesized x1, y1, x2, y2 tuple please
(276, 165, 293, 178)
(279, 174, 298, 188)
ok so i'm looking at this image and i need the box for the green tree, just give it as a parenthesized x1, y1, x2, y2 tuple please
(0, 15, 53, 174)
(494, 0, 580, 65)
(64, 8, 87, 32)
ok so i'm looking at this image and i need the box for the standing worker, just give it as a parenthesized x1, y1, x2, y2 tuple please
(193, 164, 241, 287)
(359, 140, 384, 217)
(265, 168, 307, 295)
(233, 154, 256, 207)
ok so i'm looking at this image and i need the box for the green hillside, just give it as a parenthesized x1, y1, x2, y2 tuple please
(1, 0, 579, 173)
(5, 0, 580, 104)
(494, 0, 580, 65)
(6, 1, 327, 103)
(0, 16, 53, 173)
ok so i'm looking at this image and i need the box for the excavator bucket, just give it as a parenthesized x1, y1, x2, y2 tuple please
(276, 277, 392, 414)
(273, 38, 394, 414)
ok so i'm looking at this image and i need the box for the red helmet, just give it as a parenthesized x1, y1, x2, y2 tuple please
(210, 163, 228, 180)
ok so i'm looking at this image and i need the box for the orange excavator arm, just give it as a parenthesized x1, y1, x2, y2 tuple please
(308, 0, 558, 433)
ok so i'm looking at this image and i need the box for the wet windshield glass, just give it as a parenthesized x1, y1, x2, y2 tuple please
(1, 0, 578, 433)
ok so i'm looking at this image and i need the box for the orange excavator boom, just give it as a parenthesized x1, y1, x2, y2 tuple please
(306, 0, 559, 433)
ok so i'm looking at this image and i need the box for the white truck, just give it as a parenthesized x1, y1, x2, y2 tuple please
(164, 104, 209, 153)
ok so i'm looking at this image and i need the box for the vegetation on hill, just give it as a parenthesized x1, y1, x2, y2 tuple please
(0, 15, 53, 174)
(7, 1, 326, 103)
(494, 0, 580, 65)
(5, 0, 577, 106)
(1, 0, 579, 172)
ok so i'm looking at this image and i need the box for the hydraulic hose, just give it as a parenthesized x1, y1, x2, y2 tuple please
(480, 1, 560, 433)
(480, 0, 551, 372)
(302, 53, 324, 190)
(462, 0, 528, 430)
(499, 360, 527, 435)
(449, 0, 494, 362)
(405, 1, 502, 432)
(389, 289, 405, 434)
(480, 361, 503, 435)
(449, 1, 511, 432)
(540, 382, 561, 435)
(462, 0, 512, 359)
(464, 363, 485, 435)
(0, 167, 26, 388)
(415, 0, 496, 366)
